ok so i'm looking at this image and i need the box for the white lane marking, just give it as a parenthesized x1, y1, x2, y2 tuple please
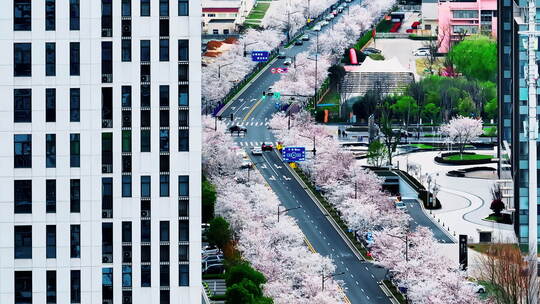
(371, 274, 375, 279)
(365, 267, 369, 271)
(361, 288, 364, 292)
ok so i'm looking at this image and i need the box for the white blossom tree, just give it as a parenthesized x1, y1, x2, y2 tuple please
(440, 116, 483, 156)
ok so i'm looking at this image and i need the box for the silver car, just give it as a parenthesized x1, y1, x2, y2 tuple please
(283, 57, 293, 65)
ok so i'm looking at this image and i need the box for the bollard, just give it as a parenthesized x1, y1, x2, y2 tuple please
(447, 227, 450, 231)
(442, 223, 445, 227)
(438, 219, 440, 223)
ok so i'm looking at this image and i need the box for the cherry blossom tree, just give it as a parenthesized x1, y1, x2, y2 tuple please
(440, 116, 483, 155)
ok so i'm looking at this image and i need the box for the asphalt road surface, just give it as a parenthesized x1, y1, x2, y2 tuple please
(403, 199, 454, 243)
(218, 4, 399, 303)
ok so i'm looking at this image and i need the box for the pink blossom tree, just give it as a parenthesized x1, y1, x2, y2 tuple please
(440, 116, 484, 156)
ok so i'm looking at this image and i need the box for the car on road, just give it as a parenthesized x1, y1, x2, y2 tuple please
(294, 39, 304, 46)
(395, 200, 407, 211)
(313, 24, 322, 31)
(283, 57, 293, 65)
(229, 125, 247, 133)
(331, 10, 338, 16)
(465, 282, 486, 293)
(320, 20, 329, 27)
(413, 49, 430, 56)
(325, 14, 334, 21)
(251, 147, 263, 155)
(301, 34, 310, 41)
(240, 159, 254, 169)
(362, 47, 381, 55)
(277, 50, 286, 59)
(261, 142, 273, 151)
(337, 6, 344, 13)
(345, 0, 352, 2)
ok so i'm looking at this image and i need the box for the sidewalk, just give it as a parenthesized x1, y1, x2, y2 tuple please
(392, 151, 515, 244)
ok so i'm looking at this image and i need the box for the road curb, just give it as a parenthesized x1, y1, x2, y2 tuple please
(415, 197, 457, 243)
(216, 56, 278, 117)
(379, 282, 401, 304)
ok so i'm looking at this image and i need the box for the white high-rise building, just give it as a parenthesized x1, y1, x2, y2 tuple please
(0, 0, 201, 303)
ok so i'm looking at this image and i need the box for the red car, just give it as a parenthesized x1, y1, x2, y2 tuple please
(261, 142, 273, 151)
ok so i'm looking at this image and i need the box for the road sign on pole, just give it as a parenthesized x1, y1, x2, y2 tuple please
(251, 51, 270, 62)
(282, 147, 306, 162)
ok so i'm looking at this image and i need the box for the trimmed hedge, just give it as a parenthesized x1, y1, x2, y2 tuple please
(447, 166, 496, 177)
(435, 152, 495, 165)
(409, 34, 437, 40)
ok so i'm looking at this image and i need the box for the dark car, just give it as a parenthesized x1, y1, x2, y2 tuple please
(277, 51, 286, 59)
(362, 47, 381, 55)
(261, 142, 273, 151)
(294, 40, 304, 46)
(229, 125, 247, 133)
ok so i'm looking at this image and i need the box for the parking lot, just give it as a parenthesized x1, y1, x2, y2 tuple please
(366, 38, 425, 80)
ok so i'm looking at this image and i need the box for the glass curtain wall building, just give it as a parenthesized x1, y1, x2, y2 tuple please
(0, 0, 202, 303)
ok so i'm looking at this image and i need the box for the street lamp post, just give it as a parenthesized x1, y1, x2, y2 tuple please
(277, 205, 302, 222)
(218, 63, 233, 79)
(321, 271, 345, 291)
(243, 41, 257, 57)
(286, 11, 302, 43)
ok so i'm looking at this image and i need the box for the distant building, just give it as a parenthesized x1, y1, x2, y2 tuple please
(421, 0, 439, 35)
(202, 0, 255, 35)
(437, 0, 497, 53)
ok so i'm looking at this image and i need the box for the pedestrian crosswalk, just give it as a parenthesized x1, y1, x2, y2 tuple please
(225, 120, 269, 127)
(237, 141, 279, 148)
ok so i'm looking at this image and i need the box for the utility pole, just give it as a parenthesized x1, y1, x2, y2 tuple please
(518, 1, 539, 301)
(218, 63, 232, 79)
(321, 271, 345, 291)
(277, 205, 301, 222)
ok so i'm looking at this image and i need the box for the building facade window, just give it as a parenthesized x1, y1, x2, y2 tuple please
(122, 130, 132, 152)
(71, 270, 81, 303)
(70, 42, 80, 75)
(160, 39, 169, 61)
(46, 271, 56, 304)
(14, 43, 31, 77)
(141, 40, 151, 61)
(179, 244, 188, 261)
(141, 0, 150, 16)
(178, 64, 188, 81)
(70, 225, 80, 258)
(122, 175, 132, 197)
(46, 42, 56, 76)
(70, 0, 80, 30)
(102, 223, 113, 263)
(178, 40, 189, 61)
(122, 86, 132, 107)
(14, 180, 32, 214)
(178, 109, 188, 127)
(178, 85, 188, 105)
(141, 265, 151, 287)
(160, 0, 169, 16)
(46, 225, 56, 258)
(70, 88, 80, 122)
(15, 271, 32, 304)
(70, 133, 80, 167)
(141, 84, 151, 106)
(70, 179, 81, 213)
(14, 89, 31, 123)
(160, 175, 169, 197)
(14, 0, 31, 31)
(452, 10, 479, 19)
(45, 0, 56, 30)
(103, 268, 113, 301)
(141, 176, 151, 197)
(179, 265, 189, 286)
(141, 130, 151, 152)
(179, 130, 189, 152)
(46, 179, 56, 213)
(14, 134, 32, 168)
(160, 130, 169, 152)
(178, 175, 189, 196)
(102, 0, 113, 36)
(102, 42, 113, 78)
(46, 88, 56, 122)
(46, 134, 56, 168)
(14, 226, 32, 259)
(179, 220, 189, 242)
(122, 40, 132, 62)
(122, 0, 132, 16)
(178, 0, 188, 16)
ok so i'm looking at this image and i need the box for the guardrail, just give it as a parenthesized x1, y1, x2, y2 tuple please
(202, 285, 212, 304)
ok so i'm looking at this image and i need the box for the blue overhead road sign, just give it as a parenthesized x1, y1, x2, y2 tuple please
(282, 147, 306, 162)
(251, 51, 270, 62)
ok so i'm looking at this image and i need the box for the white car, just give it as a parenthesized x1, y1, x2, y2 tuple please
(395, 201, 407, 211)
(251, 147, 263, 155)
(465, 282, 486, 293)
(345, 0, 352, 2)
(283, 57, 293, 65)
(313, 25, 322, 32)
(413, 49, 430, 56)
(320, 20, 329, 27)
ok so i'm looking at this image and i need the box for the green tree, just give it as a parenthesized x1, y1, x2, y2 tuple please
(366, 140, 387, 167)
(484, 97, 498, 121)
(456, 95, 476, 117)
(202, 177, 217, 223)
(226, 263, 267, 287)
(207, 216, 232, 250)
(226, 282, 255, 304)
(421, 103, 440, 123)
(448, 35, 497, 81)
(390, 96, 418, 125)
(328, 64, 346, 91)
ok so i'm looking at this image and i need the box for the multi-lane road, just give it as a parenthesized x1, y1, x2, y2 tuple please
(215, 4, 451, 303)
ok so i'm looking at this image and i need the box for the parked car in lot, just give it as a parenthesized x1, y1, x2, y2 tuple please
(413, 49, 430, 56)
(294, 39, 304, 46)
(202, 254, 224, 264)
(465, 282, 486, 293)
(229, 125, 247, 133)
(203, 263, 225, 275)
(251, 147, 263, 155)
(261, 142, 273, 151)
(283, 57, 293, 65)
(362, 47, 381, 55)
(301, 34, 310, 41)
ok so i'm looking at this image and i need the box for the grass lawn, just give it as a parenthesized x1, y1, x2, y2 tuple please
(484, 215, 503, 222)
(245, 3, 271, 20)
(317, 90, 340, 113)
(409, 144, 435, 149)
(443, 154, 492, 161)
(467, 243, 518, 255)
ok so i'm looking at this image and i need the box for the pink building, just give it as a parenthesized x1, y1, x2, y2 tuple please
(437, 0, 497, 53)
